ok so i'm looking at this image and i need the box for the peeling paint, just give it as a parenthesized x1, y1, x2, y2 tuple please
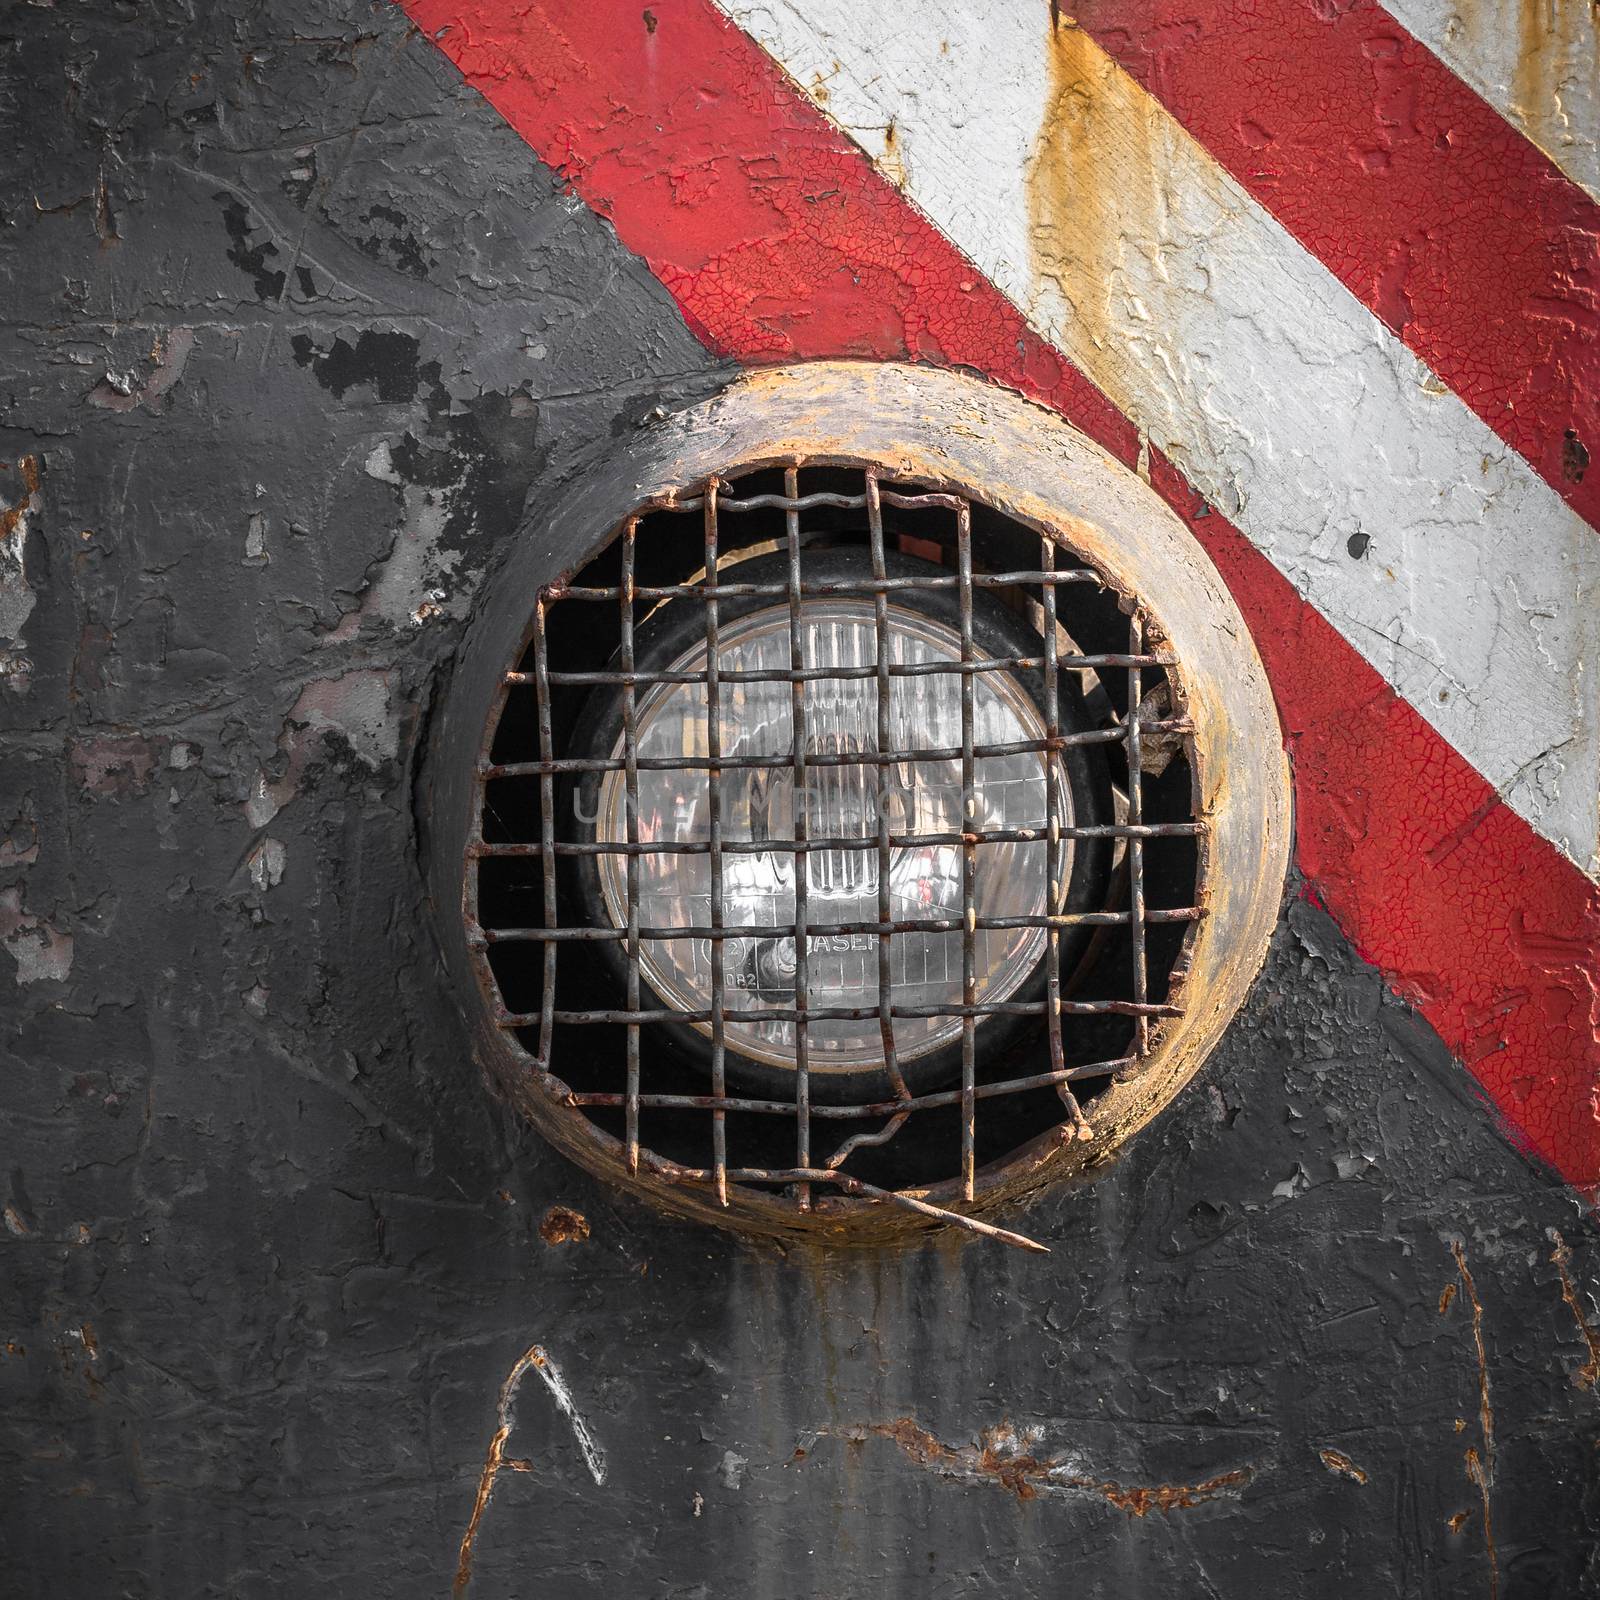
(247, 837, 287, 892)
(328, 455, 475, 638)
(0, 887, 73, 985)
(85, 328, 195, 412)
(246, 669, 399, 826)
(0, 801, 40, 869)
(0, 455, 41, 692)
(69, 736, 160, 799)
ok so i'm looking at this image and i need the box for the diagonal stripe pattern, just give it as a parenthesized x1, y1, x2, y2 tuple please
(722, 0, 1600, 878)
(1384, 0, 1600, 204)
(398, 0, 1600, 1190)
(1068, 0, 1600, 534)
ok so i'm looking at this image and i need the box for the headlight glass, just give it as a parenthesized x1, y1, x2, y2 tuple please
(594, 599, 1068, 1073)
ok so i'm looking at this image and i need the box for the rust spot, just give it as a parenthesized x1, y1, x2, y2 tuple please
(874, 1417, 955, 1469)
(1439, 1280, 1457, 1316)
(642, 8, 656, 33)
(1465, 1445, 1498, 1599)
(1448, 1509, 1471, 1534)
(538, 1205, 591, 1246)
(0, 455, 41, 544)
(1097, 1473, 1250, 1516)
(455, 1344, 550, 1598)
(848, 1417, 1252, 1513)
(1505, 0, 1596, 180)
(1452, 1240, 1498, 1600)
(1451, 1241, 1495, 1467)
(1549, 1228, 1600, 1391)
(456, 1427, 512, 1594)
(1317, 1447, 1368, 1484)
(1026, 21, 1169, 423)
(879, 120, 906, 184)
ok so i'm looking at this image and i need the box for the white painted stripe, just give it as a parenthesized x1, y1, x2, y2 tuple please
(1382, 0, 1600, 204)
(720, 1, 1600, 875)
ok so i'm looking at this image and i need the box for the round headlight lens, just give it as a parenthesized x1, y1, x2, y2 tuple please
(594, 598, 1068, 1075)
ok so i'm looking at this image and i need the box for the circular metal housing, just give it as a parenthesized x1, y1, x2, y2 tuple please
(424, 362, 1291, 1248)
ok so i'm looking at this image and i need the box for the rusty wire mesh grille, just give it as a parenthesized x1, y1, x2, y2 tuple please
(467, 463, 1205, 1249)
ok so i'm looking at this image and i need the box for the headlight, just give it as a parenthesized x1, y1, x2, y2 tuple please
(570, 548, 1110, 1099)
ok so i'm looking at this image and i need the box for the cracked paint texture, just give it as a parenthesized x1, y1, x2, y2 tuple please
(1066, 0, 1600, 534)
(1, 2, 1597, 1596)
(1384, 0, 1600, 204)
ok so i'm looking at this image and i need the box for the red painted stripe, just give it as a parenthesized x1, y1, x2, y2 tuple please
(398, 0, 1600, 1188)
(397, 0, 1134, 449)
(1159, 462, 1600, 1194)
(1070, 0, 1600, 530)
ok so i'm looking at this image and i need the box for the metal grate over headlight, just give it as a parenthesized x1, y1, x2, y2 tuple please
(468, 464, 1206, 1250)
(430, 362, 1290, 1251)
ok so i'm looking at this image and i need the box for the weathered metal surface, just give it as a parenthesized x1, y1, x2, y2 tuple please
(2, 2, 1597, 1596)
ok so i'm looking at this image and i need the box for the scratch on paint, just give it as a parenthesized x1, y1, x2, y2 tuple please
(1465, 1446, 1496, 1598)
(1317, 1448, 1368, 1485)
(1447, 1240, 1498, 1599)
(454, 1343, 606, 1597)
(822, 1418, 1254, 1513)
(1549, 1229, 1600, 1392)
(1450, 1241, 1496, 1468)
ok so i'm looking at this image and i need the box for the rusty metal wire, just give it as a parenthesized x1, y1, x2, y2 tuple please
(620, 517, 642, 1174)
(703, 479, 728, 1205)
(470, 464, 1204, 1250)
(480, 723, 1189, 778)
